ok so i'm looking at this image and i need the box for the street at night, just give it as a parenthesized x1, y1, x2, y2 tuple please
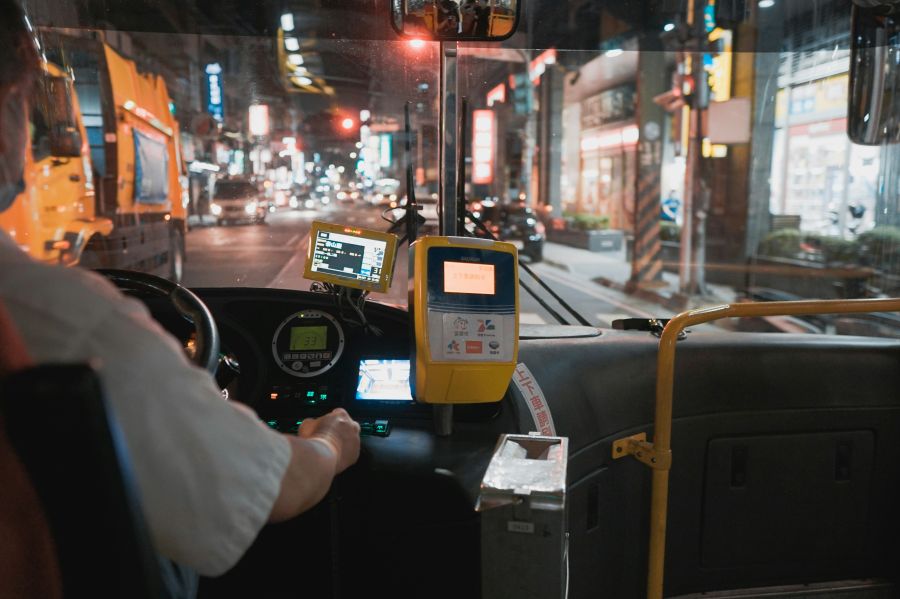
(183, 203, 666, 327)
(10, 1, 900, 598)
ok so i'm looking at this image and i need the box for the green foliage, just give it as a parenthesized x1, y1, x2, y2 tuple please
(816, 236, 858, 264)
(858, 226, 900, 274)
(758, 229, 802, 259)
(568, 213, 610, 231)
(758, 228, 859, 264)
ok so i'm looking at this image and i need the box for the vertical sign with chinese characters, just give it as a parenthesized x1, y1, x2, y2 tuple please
(511, 363, 556, 436)
(205, 63, 224, 123)
(472, 110, 495, 185)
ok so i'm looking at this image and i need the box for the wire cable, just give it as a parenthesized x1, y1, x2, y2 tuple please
(466, 210, 592, 326)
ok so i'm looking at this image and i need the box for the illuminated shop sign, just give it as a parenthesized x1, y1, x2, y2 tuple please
(581, 84, 636, 129)
(580, 124, 640, 152)
(472, 110, 495, 185)
(205, 63, 224, 122)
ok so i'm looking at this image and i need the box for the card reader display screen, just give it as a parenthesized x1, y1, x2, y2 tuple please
(443, 262, 495, 295)
(290, 326, 327, 351)
(355, 359, 413, 401)
(310, 230, 387, 285)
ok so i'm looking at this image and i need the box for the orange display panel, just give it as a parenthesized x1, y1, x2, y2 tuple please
(443, 262, 495, 295)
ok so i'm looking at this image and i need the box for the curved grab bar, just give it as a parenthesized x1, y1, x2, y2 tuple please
(614, 298, 900, 599)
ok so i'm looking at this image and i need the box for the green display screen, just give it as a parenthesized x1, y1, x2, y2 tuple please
(290, 326, 327, 351)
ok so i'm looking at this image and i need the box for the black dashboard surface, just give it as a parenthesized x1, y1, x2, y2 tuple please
(139, 287, 900, 599)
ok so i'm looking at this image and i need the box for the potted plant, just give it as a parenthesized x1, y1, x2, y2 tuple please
(548, 212, 624, 252)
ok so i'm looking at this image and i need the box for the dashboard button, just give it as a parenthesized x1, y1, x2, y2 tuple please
(291, 361, 303, 371)
(360, 419, 390, 437)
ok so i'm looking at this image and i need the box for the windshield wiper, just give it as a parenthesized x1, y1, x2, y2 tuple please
(465, 209, 592, 327)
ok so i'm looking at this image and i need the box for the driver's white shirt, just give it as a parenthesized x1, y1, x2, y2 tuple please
(0, 231, 291, 577)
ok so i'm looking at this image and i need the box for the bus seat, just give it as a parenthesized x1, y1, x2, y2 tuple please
(0, 300, 62, 598)
(0, 414, 62, 598)
(0, 364, 168, 599)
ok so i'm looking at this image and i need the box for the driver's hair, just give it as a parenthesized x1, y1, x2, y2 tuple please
(0, 0, 40, 92)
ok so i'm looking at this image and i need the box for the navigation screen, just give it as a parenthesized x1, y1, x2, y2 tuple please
(310, 230, 387, 285)
(356, 359, 413, 402)
(290, 326, 327, 351)
(443, 262, 496, 295)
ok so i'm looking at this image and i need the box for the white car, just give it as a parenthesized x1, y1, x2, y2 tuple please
(209, 179, 267, 225)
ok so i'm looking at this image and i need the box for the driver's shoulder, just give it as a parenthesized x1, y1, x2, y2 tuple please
(0, 260, 148, 329)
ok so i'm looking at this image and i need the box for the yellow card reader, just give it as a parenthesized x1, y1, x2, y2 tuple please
(410, 236, 519, 404)
(304, 221, 399, 293)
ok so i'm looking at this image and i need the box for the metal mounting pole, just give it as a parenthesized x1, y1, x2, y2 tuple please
(440, 41, 459, 236)
(435, 41, 459, 436)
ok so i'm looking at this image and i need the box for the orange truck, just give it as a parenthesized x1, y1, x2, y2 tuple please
(0, 33, 188, 281)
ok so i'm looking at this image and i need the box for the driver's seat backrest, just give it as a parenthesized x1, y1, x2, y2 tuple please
(0, 413, 62, 598)
(0, 364, 168, 599)
(0, 300, 61, 598)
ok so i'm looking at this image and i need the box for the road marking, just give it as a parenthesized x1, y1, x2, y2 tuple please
(532, 266, 656, 319)
(268, 233, 310, 289)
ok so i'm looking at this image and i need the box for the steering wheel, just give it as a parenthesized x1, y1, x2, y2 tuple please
(96, 269, 221, 374)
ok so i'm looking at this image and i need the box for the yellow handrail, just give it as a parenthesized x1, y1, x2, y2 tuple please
(634, 298, 900, 599)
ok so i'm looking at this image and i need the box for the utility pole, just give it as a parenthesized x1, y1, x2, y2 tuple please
(628, 33, 667, 292)
(517, 49, 536, 204)
(679, 0, 710, 297)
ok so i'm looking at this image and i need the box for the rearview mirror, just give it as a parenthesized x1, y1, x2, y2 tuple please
(391, 0, 520, 41)
(848, 2, 900, 145)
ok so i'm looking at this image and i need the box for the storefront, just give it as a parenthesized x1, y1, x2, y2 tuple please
(771, 73, 880, 236)
(565, 83, 638, 231)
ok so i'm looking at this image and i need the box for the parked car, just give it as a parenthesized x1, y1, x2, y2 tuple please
(470, 200, 545, 262)
(209, 179, 267, 225)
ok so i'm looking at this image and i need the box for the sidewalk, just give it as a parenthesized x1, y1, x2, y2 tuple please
(541, 242, 737, 311)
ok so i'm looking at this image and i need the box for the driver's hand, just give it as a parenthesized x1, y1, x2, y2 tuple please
(298, 408, 361, 474)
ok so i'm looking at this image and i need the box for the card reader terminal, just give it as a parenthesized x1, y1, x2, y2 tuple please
(410, 236, 519, 404)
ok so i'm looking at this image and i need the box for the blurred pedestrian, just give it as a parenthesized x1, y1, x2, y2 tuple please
(460, 0, 478, 36)
(437, 0, 461, 35)
(474, 0, 490, 37)
(661, 189, 681, 223)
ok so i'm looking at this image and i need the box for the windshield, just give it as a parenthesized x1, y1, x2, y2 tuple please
(10, 0, 900, 336)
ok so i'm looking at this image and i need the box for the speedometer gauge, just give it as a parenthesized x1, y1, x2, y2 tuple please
(271, 310, 345, 378)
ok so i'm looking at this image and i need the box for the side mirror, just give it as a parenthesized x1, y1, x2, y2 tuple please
(50, 125, 82, 158)
(848, 1, 900, 145)
(391, 0, 520, 42)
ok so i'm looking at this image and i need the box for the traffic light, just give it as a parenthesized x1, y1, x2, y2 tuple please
(333, 113, 360, 139)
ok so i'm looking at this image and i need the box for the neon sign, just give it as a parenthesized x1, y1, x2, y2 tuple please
(472, 110, 495, 185)
(205, 63, 224, 122)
